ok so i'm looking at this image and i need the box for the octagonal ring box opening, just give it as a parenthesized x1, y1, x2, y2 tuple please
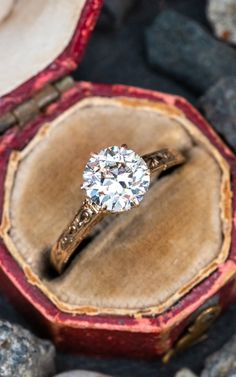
(0, 0, 236, 361)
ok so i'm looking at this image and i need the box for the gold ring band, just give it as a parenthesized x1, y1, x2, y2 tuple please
(51, 147, 185, 273)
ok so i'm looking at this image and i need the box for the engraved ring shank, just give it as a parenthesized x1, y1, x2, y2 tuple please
(50, 148, 185, 273)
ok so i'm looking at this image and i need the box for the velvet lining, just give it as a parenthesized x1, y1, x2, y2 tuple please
(1, 97, 232, 315)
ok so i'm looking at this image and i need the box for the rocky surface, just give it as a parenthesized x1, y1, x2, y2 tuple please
(201, 335, 236, 377)
(98, 0, 138, 30)
(175, 369, 197, 377)
(0, 320, 55, 377)
(207, 0, 236, 45)
(145, 10, 236, 93)
(55, 371, 111, 377)
(75, 3, 197, 104)
(175, 335, 236, 377)
(228, 371, 236, 377)
(199, 76, 236, 151)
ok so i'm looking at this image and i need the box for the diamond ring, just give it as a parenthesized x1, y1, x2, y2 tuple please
(50, 145, 185, 273)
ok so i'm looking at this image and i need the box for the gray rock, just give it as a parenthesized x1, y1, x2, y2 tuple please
(55, 371, 111, 377)
(207, 0, 236, 45)
(175, 335, 236, 377)
(175, 369, 198, 377)
(0, 320, 55, 377)
(201, 335, 236, 377)
(98, 0, 137, 30)
(199, 76, 236, 151)
(145, 10, 236, 93)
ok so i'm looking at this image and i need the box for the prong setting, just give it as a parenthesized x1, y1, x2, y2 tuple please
(82, 145, 150, 213)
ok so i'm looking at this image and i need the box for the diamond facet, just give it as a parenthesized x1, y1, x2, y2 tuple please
(82, 146, 150, 213)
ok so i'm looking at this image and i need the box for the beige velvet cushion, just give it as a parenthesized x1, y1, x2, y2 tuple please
(1, 97, 231, 316)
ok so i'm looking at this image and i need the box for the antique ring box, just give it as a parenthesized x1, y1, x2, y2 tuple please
(0, 0, 236, 361)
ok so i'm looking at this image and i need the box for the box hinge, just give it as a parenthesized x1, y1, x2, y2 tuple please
(0, 76, 75, 134)
(162, 304, 221, 363)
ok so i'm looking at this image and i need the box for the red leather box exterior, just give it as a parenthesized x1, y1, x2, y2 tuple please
(1, 82, 236, 359)
(0, 0, 236, 360)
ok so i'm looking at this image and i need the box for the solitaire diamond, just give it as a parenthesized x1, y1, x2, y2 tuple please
(82, 145, 150, 213)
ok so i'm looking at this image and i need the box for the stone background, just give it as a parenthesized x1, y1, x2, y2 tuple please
(1, 0, 236, 376)
(76, 0, 202, 103)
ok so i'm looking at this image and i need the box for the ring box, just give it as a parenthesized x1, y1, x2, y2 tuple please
(0, 0, 236, 360)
